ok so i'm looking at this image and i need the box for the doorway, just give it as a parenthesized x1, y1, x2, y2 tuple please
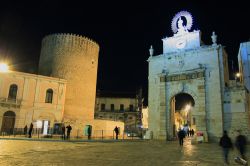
(36, 120, 50, 135)
(171, 93, 195, 137)
(1, 111, 16, 134)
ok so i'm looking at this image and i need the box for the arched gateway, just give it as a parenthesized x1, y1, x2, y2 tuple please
(170, 93, 195, 138)
(157, 73, 208, 141)
(147, 11, 227, 142)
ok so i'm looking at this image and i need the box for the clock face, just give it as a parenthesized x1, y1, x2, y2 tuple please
(176, 39, 186, 49)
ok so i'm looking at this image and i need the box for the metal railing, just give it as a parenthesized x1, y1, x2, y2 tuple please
(0, 128, 145, 140)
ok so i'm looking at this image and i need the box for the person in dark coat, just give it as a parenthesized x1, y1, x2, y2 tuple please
(235, 130, 247, 160)
(28, 123, 33, 138)
(87, 126, 92, 140)
(61, 124, 66, 140)
(114, 126, 119, 140)
(66, 125, 72, 140)
(177, 129, 185, 146)
(191, 129, 194, 137)
(219, 130, 233, 164)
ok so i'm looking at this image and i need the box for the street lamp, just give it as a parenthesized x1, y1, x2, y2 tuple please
(236, 72, 241, 78)
(235, 72, 241, 83)
(0, 63, 9, 72)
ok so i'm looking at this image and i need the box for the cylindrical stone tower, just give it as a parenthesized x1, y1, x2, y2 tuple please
(38, 33, 99, 122)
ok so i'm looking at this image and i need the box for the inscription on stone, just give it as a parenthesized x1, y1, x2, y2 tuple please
(160, 71, 204, 82)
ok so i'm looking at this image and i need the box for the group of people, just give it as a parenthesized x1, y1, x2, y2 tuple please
(186, 129, 195, 137)
(86, 126, 119, 140)
(24, 123, 120, 141)
(23, 123, 33, 138)
(219, 130, 247, 165)
(177, 128, 247, 165)
(24, 123, 72, 140)
(177, 128, 195, 146)
(61, 124, 72, 140)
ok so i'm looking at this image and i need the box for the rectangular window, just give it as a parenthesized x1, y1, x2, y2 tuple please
(120, 104, 124, 111)
(129, 104, 134, 111)
(193, 117, 196, 125)
(111, 104, 114, 111)
(101, 104, 105, 111)
(45, 89, 53, 103)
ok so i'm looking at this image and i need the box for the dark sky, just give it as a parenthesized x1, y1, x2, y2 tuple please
(0, 1, 249, 102)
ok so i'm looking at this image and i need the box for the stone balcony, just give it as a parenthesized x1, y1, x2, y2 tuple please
(0, 98, 21, 109)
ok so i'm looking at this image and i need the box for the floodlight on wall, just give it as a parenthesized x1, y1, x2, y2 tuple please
(0, 63, 9, 72)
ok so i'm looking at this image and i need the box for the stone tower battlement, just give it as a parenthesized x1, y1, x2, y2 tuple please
(39, 33, 99, 76)
(41, 33, 99, 54)
(39, 33, 99, 122)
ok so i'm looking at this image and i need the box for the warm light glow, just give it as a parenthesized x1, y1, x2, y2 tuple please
(236, 72, 241, 78)
(0, 63, 9, 72)
(185, 104, 191, 111)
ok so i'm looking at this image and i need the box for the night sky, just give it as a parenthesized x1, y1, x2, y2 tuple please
(0, 1, 249, 104)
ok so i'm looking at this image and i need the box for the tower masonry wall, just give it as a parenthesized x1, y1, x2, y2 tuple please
(39, 33, 99, 122)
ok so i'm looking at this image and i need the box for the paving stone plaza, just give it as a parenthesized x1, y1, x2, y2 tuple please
(0, 138, 249, 165)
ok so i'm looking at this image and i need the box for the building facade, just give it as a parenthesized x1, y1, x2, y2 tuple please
(0, 33, 124, 137)
(94, 92, 142, 133)
(0, 71, 66, 134)
(147, 11, 250, 142)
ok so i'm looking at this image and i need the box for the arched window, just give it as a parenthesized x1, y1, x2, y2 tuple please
(8, 84, 18, 100)
(45, 89, 53, 103)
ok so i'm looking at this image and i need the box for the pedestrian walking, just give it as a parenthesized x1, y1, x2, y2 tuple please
(219, 130, 233, 165)
(66, 124, 72, 140)
(24, 125, 27, 136)
(177, 129, 185, 146)
(87, 126, 92, 140)
(28, 123, 33, 138)
(191, 129, 194, 137)
(114, 126, 119, 140)
(235, 130, 247, 160)
(61, 124, 66, 140)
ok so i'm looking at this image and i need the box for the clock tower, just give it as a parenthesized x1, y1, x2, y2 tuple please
(147, 11, 229, 142)
(162, 11, 201, 53)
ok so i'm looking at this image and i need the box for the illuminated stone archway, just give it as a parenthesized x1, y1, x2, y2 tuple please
(158, 71, 208, 141)
(148, 11, 226, 142)
(170, 92, 195, 137)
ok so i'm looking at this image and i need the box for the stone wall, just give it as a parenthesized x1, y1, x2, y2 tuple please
(224, 86, 250, 141)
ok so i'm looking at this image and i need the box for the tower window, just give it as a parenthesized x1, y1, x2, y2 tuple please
(193, 117, 196, 125)
(101, 104, 105, 111)
(8, 84, 18, 100)
(45, 89, 53, 103)
(129, 105, 134, 111)
(120, 104, 124, 111)
(111, 104, 114, 111)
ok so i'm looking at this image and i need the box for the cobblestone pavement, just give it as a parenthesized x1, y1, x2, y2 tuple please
(0, 137, 249, 166)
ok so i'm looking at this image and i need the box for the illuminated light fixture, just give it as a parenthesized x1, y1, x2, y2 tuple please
(185, 104, 191, 111)
(236, 72, 241, 78)
(0, 63, 9, 72)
